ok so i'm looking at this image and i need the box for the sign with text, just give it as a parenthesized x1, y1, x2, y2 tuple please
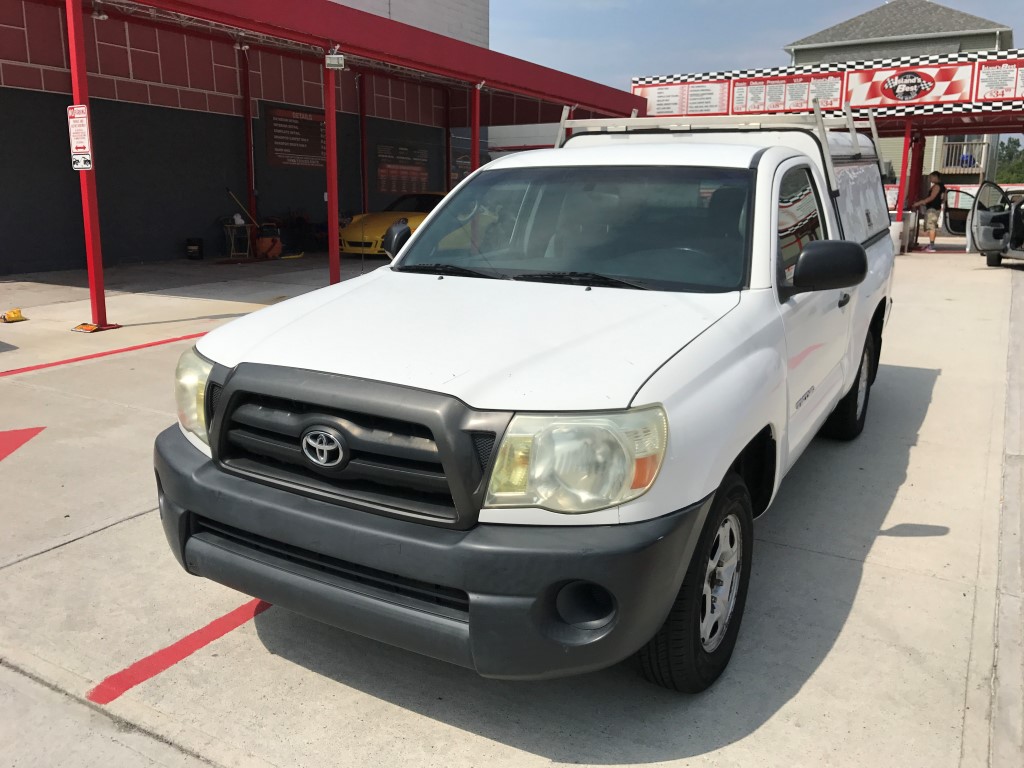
(67, 104, 93, 171)
(845, 64, 973, 107)
(635, 49, 1024, 118)
(975, 59, 1024, 101)
(732, 73, 844, 113)
(266, 108, 326, 168)
(633, 80, 731, 117)
(375, 143, 431, 195)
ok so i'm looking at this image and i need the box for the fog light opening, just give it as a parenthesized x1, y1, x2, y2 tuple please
(555, 581, 617, 630)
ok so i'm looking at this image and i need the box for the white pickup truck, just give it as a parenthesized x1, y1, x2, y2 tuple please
(156, 112, 894, 692)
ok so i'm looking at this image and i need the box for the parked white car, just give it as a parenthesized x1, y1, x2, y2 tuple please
(156, 112, 895, 692)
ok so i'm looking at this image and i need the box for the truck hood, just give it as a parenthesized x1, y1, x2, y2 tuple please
(197, 268, 740, 411)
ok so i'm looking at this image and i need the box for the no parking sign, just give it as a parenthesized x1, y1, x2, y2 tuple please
(67, 104, 93, 171)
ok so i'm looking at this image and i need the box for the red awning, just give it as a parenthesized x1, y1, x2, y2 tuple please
(141, 0, 645, 118)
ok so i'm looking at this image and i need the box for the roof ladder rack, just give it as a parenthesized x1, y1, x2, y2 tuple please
(813, 100, 839, 194)
(556, 101, 884, 195)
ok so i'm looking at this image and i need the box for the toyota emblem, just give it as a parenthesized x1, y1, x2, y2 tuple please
(301, 428, 347, 468)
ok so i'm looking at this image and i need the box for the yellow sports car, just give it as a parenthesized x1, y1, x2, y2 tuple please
(340, 193, 445, 257)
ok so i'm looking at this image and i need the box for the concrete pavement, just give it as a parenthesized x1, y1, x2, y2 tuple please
(0, 664, 208, 768)
(0, 247, 1021, 767)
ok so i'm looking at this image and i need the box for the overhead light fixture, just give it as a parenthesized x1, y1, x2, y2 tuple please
(326, 43, 345, 70)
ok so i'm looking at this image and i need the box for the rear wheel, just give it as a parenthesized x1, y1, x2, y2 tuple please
(637, 472, 753, 692)
(822, 332, 875, 441)
(986, 252, 1003, 267)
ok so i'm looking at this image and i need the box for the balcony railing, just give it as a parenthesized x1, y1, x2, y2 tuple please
(938, 141, 989, 175)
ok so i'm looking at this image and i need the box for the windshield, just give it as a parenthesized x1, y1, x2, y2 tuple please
(395, 166, 752, 292)
(383, 194, 442, 213)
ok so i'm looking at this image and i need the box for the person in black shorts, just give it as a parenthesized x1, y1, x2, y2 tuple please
(912, 171, 946, 253)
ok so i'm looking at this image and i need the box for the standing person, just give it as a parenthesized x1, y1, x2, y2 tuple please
(912, 171, 946, 253)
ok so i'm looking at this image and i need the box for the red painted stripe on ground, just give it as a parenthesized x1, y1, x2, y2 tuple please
(0, 427, 45, 462)
(0, 332, 205, 378)
(86, 599, 271, 705)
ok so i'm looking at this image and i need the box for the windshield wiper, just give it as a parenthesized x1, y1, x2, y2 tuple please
(511, 271, 650, 290)
(392, 263, 506, 279)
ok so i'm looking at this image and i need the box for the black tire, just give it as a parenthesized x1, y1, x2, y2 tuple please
(822, 332, 876, 441)
(637, 472, 754, 693)
(986, 252, 1003, 267)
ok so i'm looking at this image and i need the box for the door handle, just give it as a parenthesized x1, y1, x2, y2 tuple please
(838, 292, 851, 308)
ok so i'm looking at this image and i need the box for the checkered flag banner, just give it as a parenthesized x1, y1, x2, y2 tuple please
(632, 48, 1018, 86)
(633, 48, 1024, 118)
(845, 64, 974, 106)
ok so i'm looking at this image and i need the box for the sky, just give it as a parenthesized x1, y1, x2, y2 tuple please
(490, 0, 1019, 89)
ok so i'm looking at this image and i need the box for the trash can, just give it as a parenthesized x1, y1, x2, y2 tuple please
(185, 238, 204, 260)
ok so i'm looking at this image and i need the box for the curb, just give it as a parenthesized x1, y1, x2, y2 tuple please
(991, 266, 1024, 768)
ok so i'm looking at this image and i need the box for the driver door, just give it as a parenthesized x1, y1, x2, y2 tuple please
(775, 164, 850, 458)
(969, 181, 1012, 254)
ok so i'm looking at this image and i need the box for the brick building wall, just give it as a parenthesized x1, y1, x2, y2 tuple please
(0, 1, 450, 126)
(0, 1, 563, 275)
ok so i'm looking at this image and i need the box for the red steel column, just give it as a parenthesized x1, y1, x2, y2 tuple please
(240, 49, 257, 221)
(324, 66, 340, 285)
(471, 83, 481, 171)
(358, 73, 369, 213)
(908, 131, 926, 207)
(895, 119, 913, 214)
(443, 88, 452, 191)
(66, 0, 109, 328)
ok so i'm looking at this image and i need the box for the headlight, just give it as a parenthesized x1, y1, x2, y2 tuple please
(485, 406, 667, 513)
(175, 347, 214, 445)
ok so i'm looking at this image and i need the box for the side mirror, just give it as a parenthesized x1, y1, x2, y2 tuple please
(783, 240, 867, 299)
(382, 219, 412, 260)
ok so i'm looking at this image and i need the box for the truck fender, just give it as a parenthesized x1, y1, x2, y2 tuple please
(622, 298, 787, 524)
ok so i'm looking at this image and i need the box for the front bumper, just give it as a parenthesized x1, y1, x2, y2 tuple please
(155, 426, 709, 680)
(339, 242, 387, 257)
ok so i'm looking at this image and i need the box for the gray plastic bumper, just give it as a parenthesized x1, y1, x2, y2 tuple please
(155, 425, 710, 680)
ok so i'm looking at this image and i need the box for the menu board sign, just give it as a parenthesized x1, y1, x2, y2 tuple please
(635, 49, 1024, 117)
(634, 80, 730, 117)
(266, 108, 326, 168)
(376, 144, 431, 194)
(976, 59, 1024, 101)
(732, 73, 844, 114)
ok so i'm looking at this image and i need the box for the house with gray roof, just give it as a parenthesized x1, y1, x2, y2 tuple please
(785, 0, 1012, 65)
(787, 0, 1013, 189)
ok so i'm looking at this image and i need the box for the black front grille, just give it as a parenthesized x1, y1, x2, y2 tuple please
(192, 516, 469, 618)
(470, 431, 496, 471)
(206, 365, 515, 530)
(219, 393, 458, 521)
(206, 382, 224, 424)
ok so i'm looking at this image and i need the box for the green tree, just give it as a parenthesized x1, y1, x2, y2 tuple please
(996, 138, 1024, 183)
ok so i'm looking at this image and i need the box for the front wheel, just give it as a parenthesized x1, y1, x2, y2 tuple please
(822, 331, 876, 441)
(637, 472, 754, 692)
(986, 252, 1003, 267)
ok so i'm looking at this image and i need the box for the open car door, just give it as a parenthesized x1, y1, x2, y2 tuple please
(942, 187, 973, 236)
(970, 181, 1011, 265)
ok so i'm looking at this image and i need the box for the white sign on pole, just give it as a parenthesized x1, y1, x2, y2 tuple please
(67, 104, 93, 171)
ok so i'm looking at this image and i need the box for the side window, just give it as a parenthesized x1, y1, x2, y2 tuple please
(777, 167, 826, 289)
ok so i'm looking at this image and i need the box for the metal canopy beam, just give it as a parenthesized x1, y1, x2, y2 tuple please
(852, 111, 1024, 139)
